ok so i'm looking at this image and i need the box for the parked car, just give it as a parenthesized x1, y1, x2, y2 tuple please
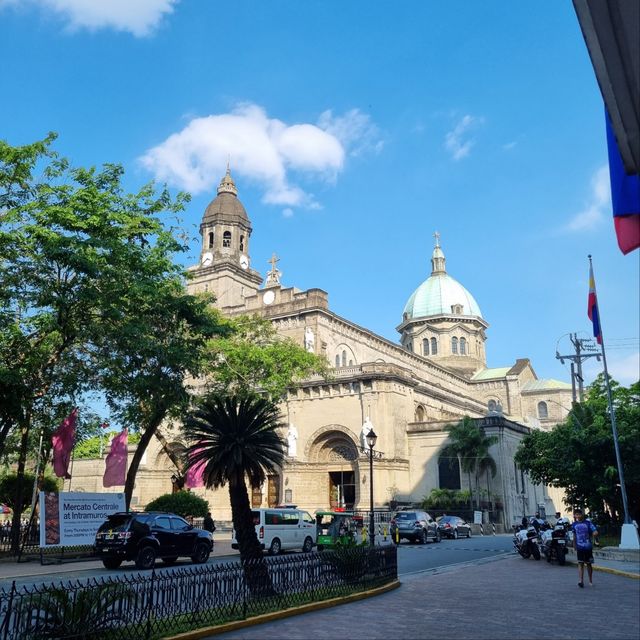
(94, 511, 213, 570)
(232, 507, 317, 555)
(436, 515, 472, 539)
(390, 510, 441, 544)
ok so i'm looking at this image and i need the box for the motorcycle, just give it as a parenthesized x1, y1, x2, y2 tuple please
(538, 519, 569, 565)
(512, 523, 541, 560)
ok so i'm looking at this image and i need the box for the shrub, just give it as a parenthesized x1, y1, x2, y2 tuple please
(144, 491, 209, 518)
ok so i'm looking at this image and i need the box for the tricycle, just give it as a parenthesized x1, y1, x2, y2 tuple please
(315, 510, 360, 550)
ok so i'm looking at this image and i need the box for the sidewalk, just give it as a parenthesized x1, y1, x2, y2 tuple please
(566, 546, 640, 578)
(209, 554, 640, 640)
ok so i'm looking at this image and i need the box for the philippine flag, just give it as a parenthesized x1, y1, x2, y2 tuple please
(587, 262, 602, 345)
(606, 110, 640, 255)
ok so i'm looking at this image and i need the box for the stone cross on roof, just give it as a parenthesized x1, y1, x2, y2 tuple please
(265, 252, 282, 287)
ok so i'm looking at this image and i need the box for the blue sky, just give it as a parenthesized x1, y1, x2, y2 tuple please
(2, 0, 638, 391)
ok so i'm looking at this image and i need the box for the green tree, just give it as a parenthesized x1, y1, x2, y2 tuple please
(205, 315, 329, 397)
(93, 275, 226, 509)
(0, 134, 225, 546)
(145, 491, 209, 519)
(515, 376, 639, 522)
(183, 391, 285, 593)
(439, 416, 498, 510)
(0, 472, 59, 512)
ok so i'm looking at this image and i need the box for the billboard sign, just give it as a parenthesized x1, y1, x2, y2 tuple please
(39, 492, 125, 547)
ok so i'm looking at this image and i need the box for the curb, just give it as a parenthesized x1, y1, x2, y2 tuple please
(566, 559, 639, 580)
(167, 579, 401, 639)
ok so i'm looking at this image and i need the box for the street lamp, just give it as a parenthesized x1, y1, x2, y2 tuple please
(366, 428, 377, 546)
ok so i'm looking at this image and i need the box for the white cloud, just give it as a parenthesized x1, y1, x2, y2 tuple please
(141, 103, 380, 210)
(1, 0, 178, 37)
(318, 109, 384, 157)
(444, 114, 484, 160)
(566, 165, 610, 232)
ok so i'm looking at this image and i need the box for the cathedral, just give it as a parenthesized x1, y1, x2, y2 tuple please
(75, 170, 573, 529)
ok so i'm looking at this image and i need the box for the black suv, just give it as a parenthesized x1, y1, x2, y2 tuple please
(390, 510, 441, 544)
(94, 512, 213, 570)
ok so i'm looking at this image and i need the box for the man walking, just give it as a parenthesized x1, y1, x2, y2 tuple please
(572, 508, 598, 588)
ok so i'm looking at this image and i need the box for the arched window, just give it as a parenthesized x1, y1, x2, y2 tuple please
(341, 350, 347, 367)
(451, 337, 458, 354)
(208, 231, 214, 248)
(488, 400, 497, 413)
(335, 354, 340, 368)
(538, 401, 548, 419)
(222, 231, 231, 248)
(415, 406, 425, 422)
(422, 338, 429, 356)
(240, 235, 244, 251)
(460, 337, 467, 355)
(438, 454, 461, 490)
(431, 337, 437, 355)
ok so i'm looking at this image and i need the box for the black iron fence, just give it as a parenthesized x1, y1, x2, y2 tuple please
(0, 545, 397, 640)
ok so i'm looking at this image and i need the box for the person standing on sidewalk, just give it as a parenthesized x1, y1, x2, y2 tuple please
(572, 508, 598, 588)
(203, 511, 216, 534)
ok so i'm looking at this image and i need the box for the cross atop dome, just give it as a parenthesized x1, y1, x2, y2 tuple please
(217, 163, 238, 196)
(431, 231, 446, 275)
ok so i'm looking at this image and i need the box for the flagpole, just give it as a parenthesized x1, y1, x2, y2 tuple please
(588, 255, 631, 525)
(29, 428, 45, 515)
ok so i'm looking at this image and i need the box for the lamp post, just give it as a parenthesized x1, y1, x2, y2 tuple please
(366, 428, 378, 546)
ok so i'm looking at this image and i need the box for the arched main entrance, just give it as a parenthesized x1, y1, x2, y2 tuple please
(308, 428, 360, 510)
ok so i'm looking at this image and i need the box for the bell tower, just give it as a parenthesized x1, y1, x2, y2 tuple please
(188, 168, 263, 308)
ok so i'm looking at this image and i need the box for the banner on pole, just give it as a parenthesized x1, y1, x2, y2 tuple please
(39, 491, 125, 547)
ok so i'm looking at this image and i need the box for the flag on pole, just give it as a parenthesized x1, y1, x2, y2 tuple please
(185, 446, 207, 489)
(606, 110, 640, 255)
(103, 429, 128, 488)
(51, 408, 78, 479)
(587, 259, 602, 345)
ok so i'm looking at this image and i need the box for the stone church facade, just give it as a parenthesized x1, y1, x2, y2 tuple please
(74, 170, 572, 528)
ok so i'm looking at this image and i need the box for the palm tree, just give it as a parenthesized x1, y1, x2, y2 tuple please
(183, 391, 285, 593)
(16, 583, 133, 638)
(440, 417, 498, 511)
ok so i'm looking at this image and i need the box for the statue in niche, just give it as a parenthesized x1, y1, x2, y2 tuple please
(304, 327, 315, 353)
(287, 424, 298, 457)
(361, 417, 374, 449)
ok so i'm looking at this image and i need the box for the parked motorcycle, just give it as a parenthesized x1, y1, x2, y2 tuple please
(512, 523, 541, 560)
(538, 519, 569, 565)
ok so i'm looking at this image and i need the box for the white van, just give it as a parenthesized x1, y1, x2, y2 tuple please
(232, 508, 317, 555)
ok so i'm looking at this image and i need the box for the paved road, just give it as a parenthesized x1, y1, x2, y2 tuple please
(2, 534, 513, 589)
(395, 533, 513, 576)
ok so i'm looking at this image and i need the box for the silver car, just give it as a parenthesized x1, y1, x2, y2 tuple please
(390, 510, 441, 544)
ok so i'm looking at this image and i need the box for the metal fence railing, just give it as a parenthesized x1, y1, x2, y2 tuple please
(0, 545, 397, 640)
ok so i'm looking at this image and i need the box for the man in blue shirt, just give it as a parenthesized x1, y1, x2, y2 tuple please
(571, 508, 598, 587)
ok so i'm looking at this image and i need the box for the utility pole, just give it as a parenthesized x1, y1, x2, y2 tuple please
(556, 333, 600, 403)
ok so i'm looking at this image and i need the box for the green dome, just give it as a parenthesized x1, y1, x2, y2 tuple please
(403, 272, 483, 319)
(403, 234, 483, 320)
